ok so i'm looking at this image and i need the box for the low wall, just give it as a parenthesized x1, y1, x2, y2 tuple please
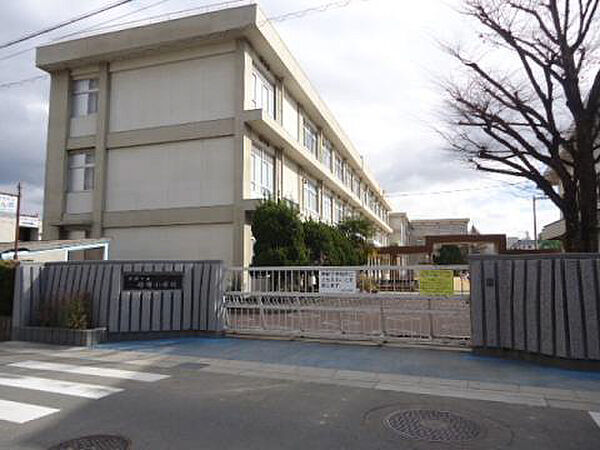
(470, 254, 600, 361)
(12, 260, 225, 343)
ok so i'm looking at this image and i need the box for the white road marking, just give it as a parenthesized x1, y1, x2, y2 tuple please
(0, 373, 122, 399)
(590, 411, 600, 428)
(10, 360, 169, 382)
(0, 399, 59, 424)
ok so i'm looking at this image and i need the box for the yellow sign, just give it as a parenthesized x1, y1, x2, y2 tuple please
(419, 270, 454, 296)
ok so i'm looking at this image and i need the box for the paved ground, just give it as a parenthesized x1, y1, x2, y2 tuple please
(0, 338, 598, 449)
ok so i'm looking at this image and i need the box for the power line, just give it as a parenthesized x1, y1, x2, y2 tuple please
(0, 75, 47, 89)
(0, 0, 176, 62)
(0, 0, 132, 50)
(386, 181, 527, 197)
(52, 0, 176, 42)
(0, 0, 245, 62)
(264, 0, 372, 24)
(42, 0, 251, 40)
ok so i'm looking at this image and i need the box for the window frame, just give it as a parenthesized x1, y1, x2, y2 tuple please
(321, 139, 333, 171)
(67, 150, 95, 192)
(322, 190, 333, 223)
(303, 117, 318, 158)
(71, 78, 98, 118)
(251, 65, 276, 120)
(250, 143, 275, 199)
(303, 177, 319, 216)
(334, 152, 344, 182)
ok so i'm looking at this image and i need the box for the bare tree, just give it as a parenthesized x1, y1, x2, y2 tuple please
(443, 0, 600, 252)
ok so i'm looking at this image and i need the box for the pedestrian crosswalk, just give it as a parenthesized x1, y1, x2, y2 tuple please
(0, 359, 170, 424)
(9, 360, 170, 382)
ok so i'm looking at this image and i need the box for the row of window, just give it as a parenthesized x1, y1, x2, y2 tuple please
(250, 143, 375, 229)
(249, 63, 388, 225)
(302, 177, 360, 225)
(300, 114, 388, 224)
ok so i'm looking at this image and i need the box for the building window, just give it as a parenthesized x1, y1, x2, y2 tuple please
(343, 162, 351, 187)
(335, 153, 344, 182)
(304, 178, 319, 215)
(334, 198, 344, 224)
(321, 139, 333, 171)
(71, 79, 98, 117)
(322, 191, 332, 223)
(303, 118, 318, 157)
(252, 67, 276, 119)
(67, 151, 95, 192)
(352, 175, 360, 197)
(251, 145, 274, 198)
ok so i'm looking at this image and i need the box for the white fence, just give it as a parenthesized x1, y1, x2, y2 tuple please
(224, 265, 471, 345)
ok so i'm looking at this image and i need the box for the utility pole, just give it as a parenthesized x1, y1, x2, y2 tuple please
(13, 182, 21, 261)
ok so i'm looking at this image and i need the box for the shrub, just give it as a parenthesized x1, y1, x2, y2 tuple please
(0, 261, 17, 316)
(36, 292, 92, 329)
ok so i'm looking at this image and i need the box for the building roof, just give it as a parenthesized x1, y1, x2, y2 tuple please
(409, 218, 471, 225)
(35, 4, 391, 211)
(0, 238, 110, 255)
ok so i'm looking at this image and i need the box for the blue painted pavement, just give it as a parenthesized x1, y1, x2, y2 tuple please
(99, 337, 600, 392)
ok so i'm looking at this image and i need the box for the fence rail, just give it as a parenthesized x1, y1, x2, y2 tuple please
(224, 265, 471, 345)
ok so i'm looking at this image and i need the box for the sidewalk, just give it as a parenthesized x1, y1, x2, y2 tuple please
(82, 337, 600, 411)
(98, 336, 600, 391)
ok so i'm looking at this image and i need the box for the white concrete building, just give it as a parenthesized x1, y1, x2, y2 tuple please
(388, 214, 470, 246)
(36, 5, 392, 266)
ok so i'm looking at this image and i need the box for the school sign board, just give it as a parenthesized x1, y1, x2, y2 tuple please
(319, 270, 357, 293)
(419, 269, 454, 296)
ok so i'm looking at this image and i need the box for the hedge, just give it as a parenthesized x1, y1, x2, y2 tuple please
(0, 261, 17, 316)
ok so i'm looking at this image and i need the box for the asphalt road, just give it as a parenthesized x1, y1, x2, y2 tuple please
(0, 348, 599, 449)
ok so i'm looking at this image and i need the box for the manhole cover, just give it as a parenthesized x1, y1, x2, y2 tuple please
(49, 435, 130, 450)
(385, 409, 481, 442)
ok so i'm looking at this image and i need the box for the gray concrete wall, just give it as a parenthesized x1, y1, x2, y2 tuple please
(12, 260, 225, 337)
(470, 254, 600, 361)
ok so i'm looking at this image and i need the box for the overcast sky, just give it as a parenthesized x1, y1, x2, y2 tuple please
(0, 0, 560, 238)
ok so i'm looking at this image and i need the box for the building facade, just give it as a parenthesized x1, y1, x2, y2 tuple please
(36, 5, 392, 266)
(388, 214, 470, 247)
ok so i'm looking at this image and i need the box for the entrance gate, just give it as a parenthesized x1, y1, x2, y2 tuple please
(224, 265, 471, 345)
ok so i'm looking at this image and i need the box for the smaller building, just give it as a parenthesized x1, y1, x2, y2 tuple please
(388, 214, 472, 247)
(0, 193, 42, 243)
(408, 218, 471, 246)
(0, 239, 109, 262)
(508, 238, 537, 251)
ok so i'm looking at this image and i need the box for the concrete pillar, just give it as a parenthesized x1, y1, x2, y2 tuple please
(42, 71, 70, 240)
(275, 148, 283, 200)
(233, 39, 253, 266)
(91, 62, 110, 238)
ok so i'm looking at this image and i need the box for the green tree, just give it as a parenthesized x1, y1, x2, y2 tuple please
(303, 220, 342, 265)
(337, 216, 375, 265)
(251, 200, 308, 266)
(434, 245, 467, 265)
(539, 240, 563, 251)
